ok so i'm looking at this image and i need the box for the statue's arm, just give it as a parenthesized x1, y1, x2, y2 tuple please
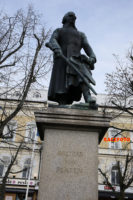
(46, 29, 62, 53)
(81, 33, 96, 64)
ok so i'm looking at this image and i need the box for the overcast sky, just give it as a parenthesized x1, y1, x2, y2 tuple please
(0, 0, 133, 93)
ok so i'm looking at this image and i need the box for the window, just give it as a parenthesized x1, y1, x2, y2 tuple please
(33, 92, 41, 98)
(22, 158, 31, 179)
(3, 121, 17, 141)
(13, 91, 21, 97)
(109, 128, 121, 149)
(130, 132, 133, 150)
(2, 156, 10, 166)
(0, 164, 4, 177)
(26, 123, 36, 142)
(129, 100, 133, 107)
(111, 165, 119, 185)
(0, 156, 10, 177)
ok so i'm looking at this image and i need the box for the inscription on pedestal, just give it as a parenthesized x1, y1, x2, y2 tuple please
(56, 150, 84, 175)
(57, 151, 83, 157)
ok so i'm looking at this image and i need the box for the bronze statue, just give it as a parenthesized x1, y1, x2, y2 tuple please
(46, 12, 97, 105)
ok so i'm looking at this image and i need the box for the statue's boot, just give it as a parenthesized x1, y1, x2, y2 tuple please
(58, 99, 67, 105)
(57, 94, 68, 105)
(87, 95, 96, 103)
(83, 90, 96, 104)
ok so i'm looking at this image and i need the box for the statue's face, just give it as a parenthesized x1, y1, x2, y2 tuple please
(65, 12, 76, 24)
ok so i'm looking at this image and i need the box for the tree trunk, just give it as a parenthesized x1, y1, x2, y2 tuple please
(0, 143, 23, 200)
(118, 190, 125, 200)
(0, 175, 7, 200)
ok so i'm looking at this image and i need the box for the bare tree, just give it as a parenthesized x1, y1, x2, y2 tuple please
(0, 5, 51, 139)
(99, 153, 133, 200)
(0, 117, 43, 200)
(0, 6, 51, 200)
(0, 142, 23, 200)
(98, 47, 133, 200)
(105, 47, 133, 116)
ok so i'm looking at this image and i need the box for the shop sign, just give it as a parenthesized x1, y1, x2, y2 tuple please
(99, 184, 133, 193)
(5, 197, 13, 200)
(0, 178, 36, 186)
(104, 185, 116, 190)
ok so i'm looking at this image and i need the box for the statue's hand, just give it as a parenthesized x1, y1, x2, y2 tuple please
(54, 48, 62, 57)
(88, 57, 95, 65)
(88, 57, 95, 70)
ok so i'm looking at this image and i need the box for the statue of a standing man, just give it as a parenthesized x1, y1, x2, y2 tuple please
(46, 12, 97, 105)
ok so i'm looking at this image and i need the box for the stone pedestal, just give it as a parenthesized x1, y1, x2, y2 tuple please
(35, 107, 111, 200)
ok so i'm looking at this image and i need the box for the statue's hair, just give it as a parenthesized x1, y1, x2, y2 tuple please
(62, 12, 76, 24)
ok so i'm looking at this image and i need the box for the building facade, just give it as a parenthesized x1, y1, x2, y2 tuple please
(98, 95, 133, 199)
(0, 88, 47, 200)
(0, 90, 133, 200)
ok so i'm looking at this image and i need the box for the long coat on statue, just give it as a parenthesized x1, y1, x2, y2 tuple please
(47, 25, 96, 104)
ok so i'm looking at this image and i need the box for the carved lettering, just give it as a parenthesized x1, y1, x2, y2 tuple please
(56, 151, 84, 175)
(57, 151, 83, 157)
(56, 167, 82, 175)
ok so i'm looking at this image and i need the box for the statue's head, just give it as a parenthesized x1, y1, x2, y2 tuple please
(62, 12, 76, 25)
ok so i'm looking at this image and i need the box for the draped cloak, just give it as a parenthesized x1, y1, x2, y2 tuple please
(48, 26, 96, 104)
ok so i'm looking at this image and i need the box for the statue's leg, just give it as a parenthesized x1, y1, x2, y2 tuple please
(80, 83, 95, 103)
(57, 94, 68, 105)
